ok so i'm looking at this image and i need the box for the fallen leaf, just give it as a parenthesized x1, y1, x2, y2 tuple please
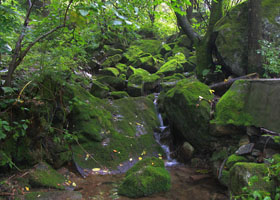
(159, 156, 163, 160)
(113, 149, 118, 153)
(68, 180, 72, 184)
(25, 187, 29, 191)
(129, 158, 133, 162)
(209, 89, 215, 94)
(152, 162, 154, 165)
(138, 157, 142, 160)
(141, 150, 146, 156)
(135, 122, 142, 126)
(198, 96, 203, 101)
(72, 182, 77, 187)
(119, 164, 123, 166)
(224, 79, 228, 82)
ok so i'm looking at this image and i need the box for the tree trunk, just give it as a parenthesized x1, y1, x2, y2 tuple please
(247, 0, 262, 75)
(196, 0, 224, 80)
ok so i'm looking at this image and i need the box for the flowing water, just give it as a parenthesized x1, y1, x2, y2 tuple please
(153, 94, 179, 167)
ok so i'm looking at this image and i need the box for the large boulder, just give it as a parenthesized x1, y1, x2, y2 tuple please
(71, 96, 164, 171)
(127, 70, 160, 97)
(118, 157, 171, 198)
(214, 79, 280, 133)
(214, 0, 280, 76)
(160, 78, 214, 149)
(229, 162, 276, 197)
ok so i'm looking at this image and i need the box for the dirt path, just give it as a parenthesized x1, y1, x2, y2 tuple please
(71, 164, 228, 200)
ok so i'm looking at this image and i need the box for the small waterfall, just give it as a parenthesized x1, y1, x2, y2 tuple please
(153, 94, 178, 167)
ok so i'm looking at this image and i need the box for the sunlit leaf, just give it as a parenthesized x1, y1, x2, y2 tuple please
(79, 10, 89, 16)
(113, 20, 122, 25)
(92, 168, 100, 171)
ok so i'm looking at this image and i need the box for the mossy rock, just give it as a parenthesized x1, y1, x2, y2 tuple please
(125, 157, 165, 177)
(160, 79, 214, 149)
(70, 87, 114, 142)
(118, 157, 171, 198)
(132, 39, 162, 55)
(126, 66, 150, 78)
(226, 154, 248, 169)
(132, 55, 164, 74)
(123, 45, 145, 64)
(229, 162, 276, 196)
(215, 0, 280, 76)
(109, 91, 129, 99)
(160, 73, 186, 92)
(127, 73, 160, 97)
(213, 79, 280, 132)
(28, 162, 65, 189)
(102, 54, 122, 67)
(90, 80, 110, 98)
(156, 53, 187, 76)
(72, 97, 163, 170)
(104, 45, 123, 56)
(100, 67, 120, 77)
(116, 63, 128, 74)
(97, 75, 126, 91)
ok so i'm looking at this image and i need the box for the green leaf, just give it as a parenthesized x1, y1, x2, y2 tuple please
(1, 87, 15, 94)
(22, 124, 28, 130)
(0, 130, 6, 140)
(79, 10, 89, 16)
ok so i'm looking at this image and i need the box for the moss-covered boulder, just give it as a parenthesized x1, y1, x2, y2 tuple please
(214, 0, 280, 76)
(104, 45, 123, 56)
(90, 80, 110, 98)
(97, 75, 126, 91)
(160, 73, 186, 92)
(229, 162, 276, 196)
(118, 157, 171, 198)
(160, 79, 214, 149)
(156, 53, 187, 76)
(214, 79, 280, 133)
(109, 91, 129, 99)
(116, 63, 128, 74)
(102, 54, 122, 67)
(100, 67, 120, 77)
(226, 154, 248, 169)
(132, 54, 164, 74)
(127, 72, 160, 97)
(72, 96, 164, 170)
(28, 162, 65, 189)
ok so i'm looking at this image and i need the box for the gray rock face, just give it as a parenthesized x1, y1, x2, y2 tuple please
(214, 1, 280, 76)
(214, 79, 280, 133)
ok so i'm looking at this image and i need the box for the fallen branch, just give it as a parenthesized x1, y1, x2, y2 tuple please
(210, 73, 259, 96)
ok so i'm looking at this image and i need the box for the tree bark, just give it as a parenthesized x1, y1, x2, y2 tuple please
(196, 0, 224, 80)
(247, 0, 262, 75)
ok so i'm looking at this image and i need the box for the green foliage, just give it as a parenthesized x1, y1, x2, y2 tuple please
(258, 40, 280, 78)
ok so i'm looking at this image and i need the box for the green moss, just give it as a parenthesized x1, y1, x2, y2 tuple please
(102, 54, 122, 67)
(100, 67, 120, 77)
(28, 162, 65, 189)
(220, 170, 230, 187)
(213, 80, 253, 126)
(104, 45, 123, 56)
(90, 80, 110, 98)
(24, 192, 45, 200)
(97, 75, 126, 90)
(156, 59, 184, 76)
(210, 149, 228, 162)
(72, 97, 163, 169)
(109, 91, 129, 99)
(229, 162, 275, 196)
(133, 40, 162, 55)
(118, 158, 171, 198)
(226, 154, 248, 169)
(116, 63, 128, 74)
(161, 79, 214, 148)
(123, 46, 145, 64)
(126, 157, 165, 177)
